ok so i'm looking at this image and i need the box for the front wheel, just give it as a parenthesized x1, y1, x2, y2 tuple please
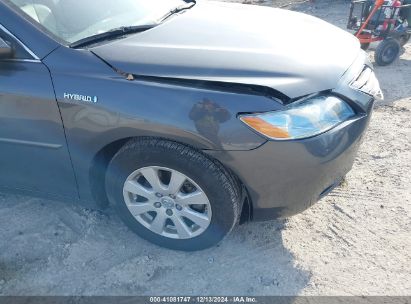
(105, 138, 242, 251)
(375, 38, 401, 66)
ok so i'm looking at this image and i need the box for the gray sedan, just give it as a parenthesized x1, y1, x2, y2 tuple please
(0, 0, 382, 250)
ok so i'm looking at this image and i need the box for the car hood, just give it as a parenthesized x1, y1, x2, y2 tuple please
(92, 1, 361, 99)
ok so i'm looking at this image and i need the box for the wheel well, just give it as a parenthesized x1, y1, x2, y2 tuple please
(226, 167, 253, 224)
(89, 136, 254, 222)
(240, 186, 253, 224)
(89, 137, 132, 209)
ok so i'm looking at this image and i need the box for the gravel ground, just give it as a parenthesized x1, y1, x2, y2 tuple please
(0, 0, 410, 296)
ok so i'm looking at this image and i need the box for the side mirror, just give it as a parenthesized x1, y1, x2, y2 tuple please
(0, 37, 14, 60)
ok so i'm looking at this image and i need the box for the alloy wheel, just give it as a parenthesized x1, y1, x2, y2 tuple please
(122, 166, 212, 239)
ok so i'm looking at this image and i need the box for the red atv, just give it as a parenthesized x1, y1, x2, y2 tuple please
(348, 0, 411, 65)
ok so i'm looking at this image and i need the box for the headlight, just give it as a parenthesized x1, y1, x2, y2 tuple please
(239, 95, 355, 140)
(350, 66, 384, 100)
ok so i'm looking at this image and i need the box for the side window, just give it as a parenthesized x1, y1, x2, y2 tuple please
(0, 29, 32, 60)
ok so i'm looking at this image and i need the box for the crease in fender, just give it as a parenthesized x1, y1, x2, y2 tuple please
(90, 51, 289, 104)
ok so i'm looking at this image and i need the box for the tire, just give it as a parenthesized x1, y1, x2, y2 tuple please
(105, 138, 242, 251)
(375, 38, 401, 66)
(399, 33, 410, 47)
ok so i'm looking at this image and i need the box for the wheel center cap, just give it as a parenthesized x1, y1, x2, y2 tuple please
(161, 197, 175, 209)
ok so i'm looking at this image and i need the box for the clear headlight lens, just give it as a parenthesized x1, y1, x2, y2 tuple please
(240, 95, 355, 140)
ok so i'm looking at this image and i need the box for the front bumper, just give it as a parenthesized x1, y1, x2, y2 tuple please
(206, 101, 372, 220)
(205, 51, 378, 221)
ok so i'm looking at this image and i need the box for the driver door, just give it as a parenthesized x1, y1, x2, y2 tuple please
(0, 25, 78, 198)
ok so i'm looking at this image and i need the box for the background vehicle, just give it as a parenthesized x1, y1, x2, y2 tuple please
(0, 0, 381, 251)
(348, 0, 411, 65)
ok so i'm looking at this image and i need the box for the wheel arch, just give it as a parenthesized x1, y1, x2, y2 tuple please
(86, 125, 216, 209)
(89, 137, 132, 209)
(89, 135, 253, 223)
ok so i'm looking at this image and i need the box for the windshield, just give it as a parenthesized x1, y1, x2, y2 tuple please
(7, 0, 186, 44)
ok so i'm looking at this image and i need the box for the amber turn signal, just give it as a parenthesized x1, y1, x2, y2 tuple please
(240, 116, 290, 139)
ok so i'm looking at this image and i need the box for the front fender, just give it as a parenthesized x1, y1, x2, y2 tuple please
(44, 47, 281, 201)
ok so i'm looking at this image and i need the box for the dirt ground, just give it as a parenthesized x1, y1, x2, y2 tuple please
(0, 0, 410, 296)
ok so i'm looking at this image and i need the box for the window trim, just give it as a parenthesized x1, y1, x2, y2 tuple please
(0, 23, 41, 63)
